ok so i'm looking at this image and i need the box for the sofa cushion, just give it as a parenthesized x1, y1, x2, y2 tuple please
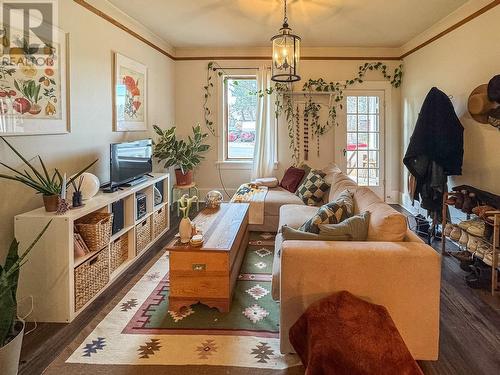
(296, 163, 312, 191)
(296, 171, 330, 206)
(282, 225, 350, 241)
(279, 204, 319, 230)
(280, 167, 305, 193)
(265, 187, 304, 218)
(353, 187, 407, 242)
(299, 190, 353, 234)
(318, 211, 370, 241)
(328, 171, 358, 202)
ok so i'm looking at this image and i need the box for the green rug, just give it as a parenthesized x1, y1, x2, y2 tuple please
(123, 232, 279, 336)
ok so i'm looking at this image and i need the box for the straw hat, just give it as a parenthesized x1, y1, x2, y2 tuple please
(468, 75, 500, 126)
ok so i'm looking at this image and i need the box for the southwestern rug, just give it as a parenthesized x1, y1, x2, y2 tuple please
(44, 232, 302, 374)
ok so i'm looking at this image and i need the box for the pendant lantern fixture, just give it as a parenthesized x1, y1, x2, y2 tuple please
(271, 0, 301, 83)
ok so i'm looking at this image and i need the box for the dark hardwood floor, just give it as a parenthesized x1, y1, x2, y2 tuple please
(19, 205, 500, 374)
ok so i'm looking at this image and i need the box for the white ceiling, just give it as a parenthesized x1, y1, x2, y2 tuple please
(108, 0, 468, 48)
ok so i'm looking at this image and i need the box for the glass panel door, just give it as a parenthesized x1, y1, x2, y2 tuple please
(337, 92, 385, 199)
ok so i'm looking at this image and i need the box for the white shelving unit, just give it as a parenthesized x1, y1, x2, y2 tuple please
(15, 173, 170, 323)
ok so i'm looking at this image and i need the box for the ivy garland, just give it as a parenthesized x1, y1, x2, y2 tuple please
(202, 62, 403, 156)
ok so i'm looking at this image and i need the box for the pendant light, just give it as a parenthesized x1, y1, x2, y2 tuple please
(271, 0, 301, 83)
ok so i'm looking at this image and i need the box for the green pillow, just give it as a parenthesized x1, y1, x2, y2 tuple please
(319, 211, 370, 241)
(282, 225, 350, 241)
(298, 190, 354, 234)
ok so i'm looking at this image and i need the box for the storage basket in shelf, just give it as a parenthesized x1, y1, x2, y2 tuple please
(75, 212, 113, 252)
(153, 207, 168, 238)
(136, 216, 152, 255)
(110, 234, 129, 274)
(74, 248, 109, 311)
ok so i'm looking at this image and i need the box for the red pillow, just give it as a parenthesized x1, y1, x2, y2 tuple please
(280, 167, 305, 193)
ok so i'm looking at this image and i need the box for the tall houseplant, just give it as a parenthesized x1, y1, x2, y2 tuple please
(0, 220, 51, 375)
(153, 124, 210, 186)
(0, 137, 98, 212)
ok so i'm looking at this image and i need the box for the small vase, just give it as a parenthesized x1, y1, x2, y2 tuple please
(179, 217, 192, 244)
(72, 191, 83, 207)
(0, 320, 24, 375)
(43, 194, 59, 212)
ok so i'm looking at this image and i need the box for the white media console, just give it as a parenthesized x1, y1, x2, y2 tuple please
(15, 173, 170, 323)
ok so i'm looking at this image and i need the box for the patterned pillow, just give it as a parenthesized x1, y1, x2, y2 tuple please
(299, 190, 354, 233)
(296, 170, 330, 206)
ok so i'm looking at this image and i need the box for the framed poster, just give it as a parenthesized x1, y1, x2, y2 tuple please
(0, 29, 70, 136)
(113, 53, 147, 131)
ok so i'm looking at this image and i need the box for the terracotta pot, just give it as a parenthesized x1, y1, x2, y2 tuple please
(0, 320, 24, 375)
(175, 169, 193, 186)
(43, 194, 59, 212)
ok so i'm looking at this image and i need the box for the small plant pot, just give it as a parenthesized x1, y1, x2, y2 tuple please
(43, 194, 60, 212)
(175, 169, 193, 186)
(0, 320, 25, 375)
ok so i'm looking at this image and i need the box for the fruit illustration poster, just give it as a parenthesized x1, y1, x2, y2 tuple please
(0, 29, 69, 135)
(114, 53, 147, 131)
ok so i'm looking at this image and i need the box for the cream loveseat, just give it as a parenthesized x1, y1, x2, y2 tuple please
(252, 164, 441, 360)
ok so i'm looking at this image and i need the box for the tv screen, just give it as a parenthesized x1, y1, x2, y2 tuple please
(110, 139, 152, 186)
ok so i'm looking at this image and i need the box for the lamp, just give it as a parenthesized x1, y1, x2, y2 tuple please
(271, 0, 301, 83)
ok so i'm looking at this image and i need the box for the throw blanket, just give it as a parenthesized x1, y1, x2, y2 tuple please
(231, 183, 268, 225)
(289, 291, 423, 375)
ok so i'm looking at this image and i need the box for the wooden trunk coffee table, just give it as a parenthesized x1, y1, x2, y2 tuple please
(166, 203, 249, 313)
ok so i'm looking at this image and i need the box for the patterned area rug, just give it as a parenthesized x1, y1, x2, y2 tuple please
(57, 232, 300, 372)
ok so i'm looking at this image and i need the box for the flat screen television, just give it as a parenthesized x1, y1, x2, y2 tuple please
(110, 139, 152, 187)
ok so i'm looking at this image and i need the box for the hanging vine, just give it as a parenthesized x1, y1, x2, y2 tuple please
(202, 61, 403, 159)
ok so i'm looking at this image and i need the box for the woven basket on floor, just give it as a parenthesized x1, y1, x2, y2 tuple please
(110, 234, 128, 274)
(153, 207, 168, 238)
(136, 216, 152, 255)
(74, 248, 109, 311)
(75, 212, 113, 252)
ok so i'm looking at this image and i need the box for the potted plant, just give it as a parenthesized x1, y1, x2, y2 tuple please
(0, 137, 97, 212)
(178, 194, 198, 243)
(0, 220, 51, 375)
(152, 124, 209, 186)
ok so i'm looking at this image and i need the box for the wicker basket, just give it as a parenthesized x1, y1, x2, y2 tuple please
(74, 248, 109, 311)
(110, 234, 128, 274)
(75, 212, 113, 252)
(153, 207, 168, 238)
(136, 216, 152, 255)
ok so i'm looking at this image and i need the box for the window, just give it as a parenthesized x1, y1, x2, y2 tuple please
(223, 76, 258, 160)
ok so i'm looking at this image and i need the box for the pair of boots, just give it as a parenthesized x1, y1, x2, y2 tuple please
(453, 252, 494, 289)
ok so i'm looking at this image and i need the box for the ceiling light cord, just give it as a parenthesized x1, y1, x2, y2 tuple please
(283, 0, 288, 27)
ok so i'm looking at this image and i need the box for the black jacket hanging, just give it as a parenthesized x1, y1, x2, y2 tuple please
(404, 87, 464, 177)
(403, 87, 464, 215)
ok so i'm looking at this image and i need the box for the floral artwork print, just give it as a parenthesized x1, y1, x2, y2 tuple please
(114, 53, 147, 131)
(120, 67, 144, 121)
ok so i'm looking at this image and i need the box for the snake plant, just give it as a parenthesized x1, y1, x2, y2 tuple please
(0, 220, 51, 346)
(0, 137, 97, 196)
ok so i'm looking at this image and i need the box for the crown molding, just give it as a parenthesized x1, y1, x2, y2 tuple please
(74, 0, 499, 62)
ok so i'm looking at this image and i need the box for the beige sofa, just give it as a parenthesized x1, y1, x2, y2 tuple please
(252, 165, 441, 360)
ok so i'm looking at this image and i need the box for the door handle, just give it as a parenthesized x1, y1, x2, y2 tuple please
(343, 148, 346, 157)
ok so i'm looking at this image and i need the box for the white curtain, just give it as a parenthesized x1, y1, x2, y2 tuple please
(251, 66, 275, 179)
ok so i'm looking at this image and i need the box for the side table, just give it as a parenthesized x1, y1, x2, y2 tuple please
(172, 182, 200, 216)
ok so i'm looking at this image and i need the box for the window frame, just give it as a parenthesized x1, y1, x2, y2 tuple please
(222, 74, 258, 162)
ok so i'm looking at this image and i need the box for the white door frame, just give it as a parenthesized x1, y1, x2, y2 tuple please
(335, 81, 392, 201)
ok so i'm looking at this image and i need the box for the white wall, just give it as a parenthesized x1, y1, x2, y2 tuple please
(175, 58, 402, 200)
(401, 5, 500, 212)
(0, 0, 175, 258)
